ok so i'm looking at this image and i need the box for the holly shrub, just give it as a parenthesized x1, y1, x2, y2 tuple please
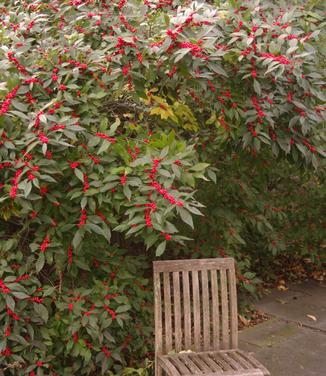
(0, 248, 153, 374)
(0, 0, 325, 374)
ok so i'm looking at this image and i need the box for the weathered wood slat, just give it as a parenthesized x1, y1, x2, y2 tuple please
(209, 352, 233, 371)
(192, 270, 201, 351)
(163, 272, 172, 352)
(228, 266, 238, 349)
(169, 356, 191, 374)
(182, 270, 191, 349)
(228, 350, 252, 370)
(181, 370, 264, 376)
(201, 269, 210, 351)
(211, 269, 220, 350)
(189, 353, 212, 372)
(236, 350, 270, 375)
(173, 271, 182, 352)
(198, 353, 223, 371)
(220, 269, 229, 350)
(153, 258, 234, 273)
(220, 351, 243, 371)
(158, 356, 181, 375)
(154, 272, 163, 355)
(161, 352, 267, 376)
(178, 354, 202, 373)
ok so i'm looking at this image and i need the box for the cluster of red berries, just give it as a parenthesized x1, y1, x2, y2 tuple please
(252, 96, 265, 121)
(144, 209, 152, 228)
(39, 132, 49, 144)
(95, 132, 116, 143)
(260, 52, 290, 65)
(77, 209, 87, 227)
(0, 85, 19, 115)
(83, 173, 89, 192)
(68, 245, 73, 265)
(40, 235, 50, 253)
(0, 279, 11, 294)
(7, 51, 27, 74)
(9, 168, 22, 199)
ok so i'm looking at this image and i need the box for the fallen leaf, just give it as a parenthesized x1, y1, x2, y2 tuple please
(306, 314, 317, 322)
(238, 314, 250, 326)
(277, 285, 288, 291)
(277, 279, 288, 290)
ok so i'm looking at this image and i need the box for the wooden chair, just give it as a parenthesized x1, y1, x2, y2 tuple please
(153, 258, 270, 376)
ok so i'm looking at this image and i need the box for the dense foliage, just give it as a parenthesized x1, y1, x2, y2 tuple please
(0, 0, 325, 374)
(181, 150, 325, 300)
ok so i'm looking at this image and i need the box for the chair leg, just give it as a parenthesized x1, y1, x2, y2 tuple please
(155, 359, 162, 376)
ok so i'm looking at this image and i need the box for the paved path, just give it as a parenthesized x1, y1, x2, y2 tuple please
(239, 280, 326, 376)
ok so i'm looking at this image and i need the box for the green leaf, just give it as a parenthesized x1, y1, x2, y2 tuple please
(11, 291, 29, 299)
(72, 229, 84, 249)
(174, 48, 191, 62)
(116, 317, 124, 328)
(243, 283, 256, 294)
(189, 163, 210, 172)
(253, 79, 261, 95)
(156, 241, 166, 256)
(208, 63, 228, 77)
(74, 168, 84, 182)
(100, 117, 108, 131)
(23, 181, 32, 197)
(11, 100, 28, 112)
(160, 146, 169, 159)
(179, 208, 194, 229)
(207, 169, 217, 183)
(5, 295, 15, 311)
(43, 286, 56, 297)
(86, 223, 101, 235)
(36, 253, 45, 273)
(97, 140, 111, 154)
(110, 118, 120, 134)
(116, 304, 131, 313)
(186, 205, 203, 216)
(34, 303, 49, 322)
(123, 185, 131, 200)
(89, 91, 107, 99)
(74, 259, 91, 271)
(10, 334, 29, 346)
(244, 272, 256, 279)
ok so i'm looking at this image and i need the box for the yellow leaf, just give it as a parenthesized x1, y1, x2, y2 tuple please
(238, 314, 250, 326)
(172, 101, 199, 131)
(150, 107, 170, 120)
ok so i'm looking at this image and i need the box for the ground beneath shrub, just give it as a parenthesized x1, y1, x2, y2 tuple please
(262, 255, 325, 289)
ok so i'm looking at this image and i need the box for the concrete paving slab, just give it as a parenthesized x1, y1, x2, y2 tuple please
(289, 280, 326, 297)
(256, 298, 326, 330)
(240, 325, 326, 376)
(259, 288, 309, 303)
(255, 281, 326, 330)
(239, 280, 326, 375)
(239, 319, 302, 348)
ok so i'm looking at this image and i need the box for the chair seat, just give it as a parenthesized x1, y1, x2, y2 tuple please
(158, 349, 270, 376)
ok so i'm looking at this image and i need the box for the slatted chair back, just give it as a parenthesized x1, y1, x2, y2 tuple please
(153, 258, 238, 356)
